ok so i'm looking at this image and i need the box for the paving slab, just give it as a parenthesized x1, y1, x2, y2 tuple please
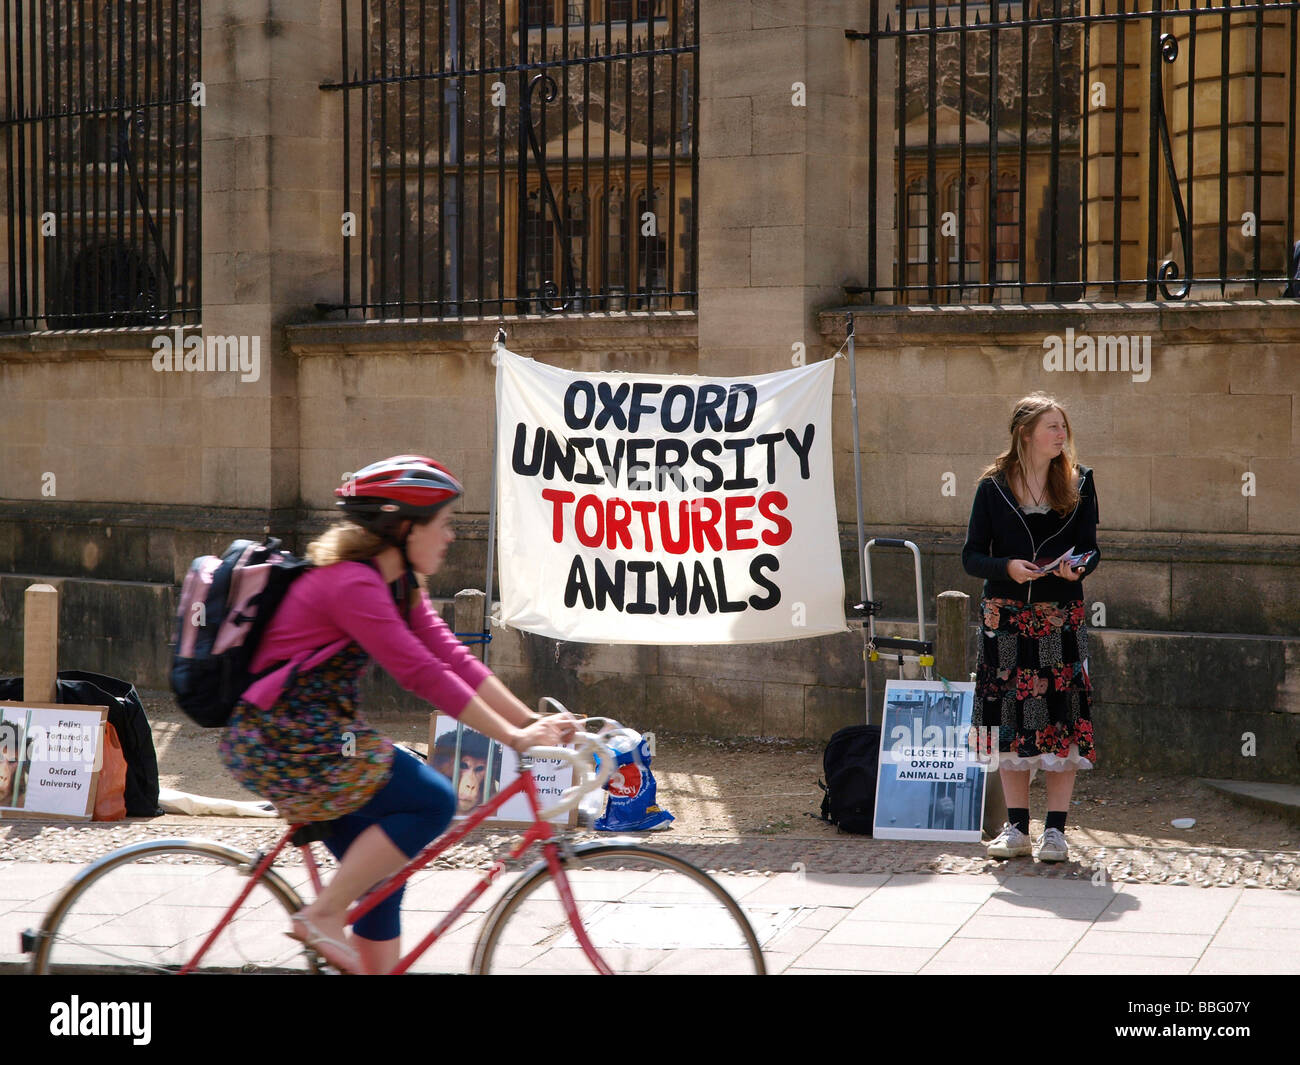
(866, 873, 1002, 902)
(796, 905, 850, 931)
(0, 862, 83, 899)
(975, 894, 1113, 922)
(1054, 952, 1198, 975)
(820, 919, 956, 948)
(743, 872, 888, 905)
(992, 874, 1119, 898)
(796, 941, 938, 973)
(1231, 889, 1300, 911)
(1097, 896, 1235, 935)
(1192, 948, 1300, 975)
(1215, 905, 1300, 932)
(922, 936, 1075, 974)
(1073, 928, 1212, 958)
(1207, 923, 1300, 952)
(765, 924, 828, 954)
(955, 914, 1088, 943)
(847, 896, 983, 924)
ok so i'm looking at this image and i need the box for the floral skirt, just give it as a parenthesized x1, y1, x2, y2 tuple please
(219, 643, 395, 822)
(971, 597, 1097, 772)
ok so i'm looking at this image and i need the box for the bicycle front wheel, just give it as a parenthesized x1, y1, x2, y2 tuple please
(29, 839, 319, 975)
(473, 844, 766, 975)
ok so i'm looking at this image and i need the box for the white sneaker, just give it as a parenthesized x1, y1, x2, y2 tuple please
(1035, 827, 1069, 862)
(986, 822, 1032, 858)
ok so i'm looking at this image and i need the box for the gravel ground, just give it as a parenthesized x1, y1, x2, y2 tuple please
(2, 697, 1296, 891)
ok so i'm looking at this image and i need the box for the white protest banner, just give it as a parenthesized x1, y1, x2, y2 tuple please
(495, 349, 846, 644)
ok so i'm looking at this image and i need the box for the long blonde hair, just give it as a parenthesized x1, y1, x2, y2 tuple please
(306, 521, 426, 613)
(979, 392, 1080, 515)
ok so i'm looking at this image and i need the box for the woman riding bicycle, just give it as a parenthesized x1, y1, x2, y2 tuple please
(219, 455, 577, 974)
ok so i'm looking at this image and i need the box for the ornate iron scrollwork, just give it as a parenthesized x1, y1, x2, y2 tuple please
(1155, 32, 1192, 300)
(520, 74, 578, 314)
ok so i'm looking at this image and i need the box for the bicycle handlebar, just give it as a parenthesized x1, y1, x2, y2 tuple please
(528, 700, 619, 822)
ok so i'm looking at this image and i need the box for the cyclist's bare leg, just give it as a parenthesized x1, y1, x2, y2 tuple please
(297, 824, 407, 947)
(355, 935, 400, 975)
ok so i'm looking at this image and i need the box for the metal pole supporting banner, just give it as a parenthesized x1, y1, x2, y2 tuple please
(460, 327, 507, 808)
(847, 314, 867, 606)
(846, 314, 872, 723)
(482, 326, 506, 670)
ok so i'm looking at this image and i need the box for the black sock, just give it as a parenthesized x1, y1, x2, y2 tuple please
(1045, 810, 1067, 832)
(1008, 807, 1029, 835)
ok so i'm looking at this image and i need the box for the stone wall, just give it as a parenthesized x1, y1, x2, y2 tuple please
(822, 300, 1300, 638)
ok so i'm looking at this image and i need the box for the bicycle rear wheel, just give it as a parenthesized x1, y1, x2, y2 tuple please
(29, 839, 319, 975)
(473, 844, 766, 974)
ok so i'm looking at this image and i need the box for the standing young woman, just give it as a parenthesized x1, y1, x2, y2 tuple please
(219, 456, 577, 973)
(961, 394, 1100, 862)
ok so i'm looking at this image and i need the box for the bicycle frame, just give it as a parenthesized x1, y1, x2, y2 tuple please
(180, 758, 609, 975)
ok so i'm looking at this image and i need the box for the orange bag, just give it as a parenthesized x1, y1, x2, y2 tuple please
(92, 721, 128, 822)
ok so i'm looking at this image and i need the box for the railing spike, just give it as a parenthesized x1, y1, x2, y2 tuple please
(944, 7, 952, 26)
(884, 13, 892, 31)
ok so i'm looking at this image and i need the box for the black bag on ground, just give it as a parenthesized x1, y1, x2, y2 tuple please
(0, 670, 162, 817)
(817, 724, 881, 835)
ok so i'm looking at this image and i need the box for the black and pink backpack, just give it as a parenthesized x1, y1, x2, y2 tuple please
(170, 538, 313, 727)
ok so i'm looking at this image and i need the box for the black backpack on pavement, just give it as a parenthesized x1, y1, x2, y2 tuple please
(817, 724, 881, 835)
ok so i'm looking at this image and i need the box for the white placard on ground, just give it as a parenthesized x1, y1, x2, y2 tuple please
(872, 680, 986, 843)
(0, 703, 106, 820)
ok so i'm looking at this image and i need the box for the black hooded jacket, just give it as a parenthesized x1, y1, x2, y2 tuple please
(961, 465, 1101, 604)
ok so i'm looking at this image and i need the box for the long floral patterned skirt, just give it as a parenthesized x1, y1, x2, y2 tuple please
(219, 642, 395, 822)
(971, 597, 1097, 772)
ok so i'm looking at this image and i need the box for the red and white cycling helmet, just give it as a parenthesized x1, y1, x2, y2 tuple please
(336, 455, 462, 543)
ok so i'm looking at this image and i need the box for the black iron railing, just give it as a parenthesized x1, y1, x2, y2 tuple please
(846, 1, 1300, 304)
(322, 0, 698, 319)
(0, 0, 201, 331)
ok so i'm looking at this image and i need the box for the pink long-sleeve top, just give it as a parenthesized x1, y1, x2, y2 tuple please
(240, 560, 493, 715)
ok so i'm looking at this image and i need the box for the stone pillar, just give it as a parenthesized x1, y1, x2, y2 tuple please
(23, 584, 59, 703)
(454, 588, 488, 663)
(200, 0, 354, 513)
(697, 1, 872, 376)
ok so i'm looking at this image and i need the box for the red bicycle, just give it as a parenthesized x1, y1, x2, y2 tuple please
(26, 711, 766, 975)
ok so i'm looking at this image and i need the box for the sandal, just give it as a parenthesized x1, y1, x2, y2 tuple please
(287, 911, 361, 974)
